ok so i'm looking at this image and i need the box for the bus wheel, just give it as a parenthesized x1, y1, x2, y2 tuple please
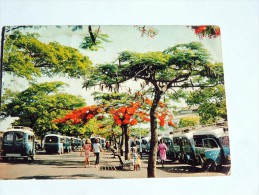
(23, 157, 29, 161)
(211, 162, 218, 172)
(199, 157, 207, 171)
(30, 155, 35, 161)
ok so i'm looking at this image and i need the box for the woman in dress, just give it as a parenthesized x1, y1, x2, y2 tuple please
(80, 138, 92, 167)
(158, 139, 167, 167)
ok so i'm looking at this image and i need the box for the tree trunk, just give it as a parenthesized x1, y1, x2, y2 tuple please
(119, 129, 124, 156)
(147, 90, 162, 178)
(124, 124, 129, 160)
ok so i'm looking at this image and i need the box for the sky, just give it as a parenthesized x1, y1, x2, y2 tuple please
(1, 25, 224, 130)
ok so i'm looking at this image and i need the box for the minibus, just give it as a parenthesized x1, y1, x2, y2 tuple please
(1, 126, 35, 161)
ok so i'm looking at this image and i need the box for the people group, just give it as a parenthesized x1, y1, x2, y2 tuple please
(80, 137, 167, 170)
(80, 138, 102, 168)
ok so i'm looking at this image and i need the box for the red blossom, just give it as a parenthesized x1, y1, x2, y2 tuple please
(130, 119, 138, 126)
(191, 25, 221, 39)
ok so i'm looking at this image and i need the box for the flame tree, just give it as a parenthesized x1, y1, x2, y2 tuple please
(83, 42, 224, 177)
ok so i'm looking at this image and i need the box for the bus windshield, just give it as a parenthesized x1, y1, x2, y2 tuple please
(4, 132, 24, 142)
(45, 136, 59, 143)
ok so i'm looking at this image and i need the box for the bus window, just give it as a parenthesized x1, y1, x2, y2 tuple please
(182, 138, 191, 147)
(28, 135, 32, 142)
(173, 137, 181, 146)
(203, 139, 219, 149)
(219, 136, 229, 146)
(4, 133, 14, 142)
(15, 132, 24, 142)
(45, 136, 58, 143)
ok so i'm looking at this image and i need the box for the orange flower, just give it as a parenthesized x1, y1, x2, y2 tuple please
(130, 119, 138, 126)
(145, 98, 152, 106)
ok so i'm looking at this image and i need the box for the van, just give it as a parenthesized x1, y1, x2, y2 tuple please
(193, 127, 230, 171)
(1, 126, 35, 161)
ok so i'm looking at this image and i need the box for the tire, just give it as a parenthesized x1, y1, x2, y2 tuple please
(30, 155, 35, 161)
(199, 157, 207, 171)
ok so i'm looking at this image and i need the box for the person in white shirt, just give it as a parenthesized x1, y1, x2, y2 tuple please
(93, 138, 102, 167)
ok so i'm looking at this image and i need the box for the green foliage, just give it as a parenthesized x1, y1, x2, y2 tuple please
(80, 32, 111, 51)
(178, 116, 200, 128)
(83, 117, 113, 138)
(84, 42, 222, 93)
(2, 82, 86, 138)
(130, 128, 149, 137)
(186, 85, 227, 124)
(3, 31, 93, 80)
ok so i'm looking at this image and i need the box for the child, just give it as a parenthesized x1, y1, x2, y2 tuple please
(136, 154, 141, 171)
(132, 147, 140, 171)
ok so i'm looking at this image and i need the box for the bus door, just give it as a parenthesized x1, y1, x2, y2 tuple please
(202, 138, 222, 164)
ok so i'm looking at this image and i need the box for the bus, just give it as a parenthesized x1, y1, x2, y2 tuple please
(172, 132, 196, 164)
(193, 126, 230, 171)
(43, 134, 64, 154)
(63, 136, 72, 153)
(1, 126, 35, 161)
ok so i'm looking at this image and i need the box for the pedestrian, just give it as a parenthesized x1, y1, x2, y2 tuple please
(132, 147, 139, 171)
(105, 141, 110, 150)
(158, 139, 167, 167)
(93, 138, 102, 168)
(136, 153, 141, 170)
(80, 138, 92, 167)
(130, 136, 137, 153)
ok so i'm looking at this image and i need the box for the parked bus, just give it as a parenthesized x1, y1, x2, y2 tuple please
(63, 136, 72, 153)
(193, 126, 230, 171)
(1, 126, 35, 161)
(141, 137, 151, 153)
(43, 134, 64, 154)
(71, 137, 82, 151)
(172, 132, 196, 164)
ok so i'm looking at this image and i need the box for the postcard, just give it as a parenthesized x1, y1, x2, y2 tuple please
(0, 25, 230, 179)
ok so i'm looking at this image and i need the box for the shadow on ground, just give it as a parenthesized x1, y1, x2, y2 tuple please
(13, 174, 115, 180)
(157, 164, 231, 175)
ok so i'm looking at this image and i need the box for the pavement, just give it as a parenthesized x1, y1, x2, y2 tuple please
(0, 149, 230, 179)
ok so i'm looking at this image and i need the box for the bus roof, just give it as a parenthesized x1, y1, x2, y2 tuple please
(193, 127, 227, 138)
(173, 132, 194, 140)
(6, 126, 34, 135)
(44, 134, 63, 138)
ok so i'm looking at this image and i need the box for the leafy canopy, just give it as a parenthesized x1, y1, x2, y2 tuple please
(2, 81, 86, 137)
(3, 31, 93, 80)
(83, 42, 223, 94)
(186, 84, 227, 124)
